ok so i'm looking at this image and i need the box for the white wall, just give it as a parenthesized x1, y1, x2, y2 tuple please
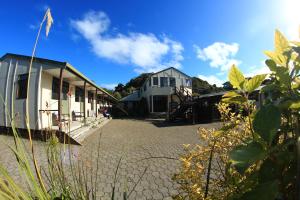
(139, 68, 192, 113)
(0, 57, 41, 129)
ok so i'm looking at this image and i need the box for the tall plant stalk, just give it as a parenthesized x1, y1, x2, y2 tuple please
(25, 8, 53, 194)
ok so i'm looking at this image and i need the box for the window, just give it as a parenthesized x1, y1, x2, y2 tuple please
(144, 84, 147, 91)
(88, 92, 94, 103)
(148, 79, 151, 87)
(186, 79, 192, 87)
(153, 77, 158, 86)
(75, 87, 84, 102)
(97, 94, 102, 104)
(52, 77, 69, 100)
(16, 74, 28, 99)
(160, 77, 168, 87)
(169, 77, 176, 87)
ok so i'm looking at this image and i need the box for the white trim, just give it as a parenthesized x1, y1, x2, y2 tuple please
(4, 59, 12, 127)
(37, 65, 43, 130)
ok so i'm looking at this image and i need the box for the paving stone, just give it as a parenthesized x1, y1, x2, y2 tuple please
(0, 119, 221, 199)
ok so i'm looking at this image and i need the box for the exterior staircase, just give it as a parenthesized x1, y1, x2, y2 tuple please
(169, 86, 194, 122)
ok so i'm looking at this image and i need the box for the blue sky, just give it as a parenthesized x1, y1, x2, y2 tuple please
(0, 0, 299, 89)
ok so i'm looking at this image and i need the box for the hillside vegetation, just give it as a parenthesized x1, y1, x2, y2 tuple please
(109, 73, 224, 99)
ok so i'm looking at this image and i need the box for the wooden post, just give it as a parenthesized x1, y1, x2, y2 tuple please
(95, 88, 98, 117)
(83, 81, 86, 122)
(192, 104, 196, 125)
(58, 67, 64, 131)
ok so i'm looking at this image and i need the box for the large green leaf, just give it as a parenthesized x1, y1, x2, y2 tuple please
(253, 105, 281, 144)
(228, 65, 245, 90)
(274, 29, 289, 54)
(264, 50, 288, 67)
(245, 74, 267, 93)
(241, 180, 279, 200)
(229, 141, 266, 174)
(265, 59, 277, 71)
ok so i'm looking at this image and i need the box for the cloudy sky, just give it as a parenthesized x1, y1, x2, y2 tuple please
(0, 0, 299, 89)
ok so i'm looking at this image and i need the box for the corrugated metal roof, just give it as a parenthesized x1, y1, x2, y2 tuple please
(120, 91, 140, 102)
(1, 53, 117, 102)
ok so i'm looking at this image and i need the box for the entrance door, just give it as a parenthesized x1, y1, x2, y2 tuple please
(153, 95, 168, 112)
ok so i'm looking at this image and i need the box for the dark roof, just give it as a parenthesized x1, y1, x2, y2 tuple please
(151, 67, 191, 78)
(1, 53, 66, 66)
(197, 91, 227, 99)
(120, 91, 140, 102)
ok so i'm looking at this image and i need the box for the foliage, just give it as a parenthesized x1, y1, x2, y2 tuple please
(114, 73, 151, 98)
(192, 77, 224, 94)
(174, 30, 299, 199)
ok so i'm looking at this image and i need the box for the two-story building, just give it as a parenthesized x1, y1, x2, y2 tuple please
(120, 67, 192, 116)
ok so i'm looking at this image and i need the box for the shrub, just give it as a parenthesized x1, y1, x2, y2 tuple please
(174, 30, 299, 199)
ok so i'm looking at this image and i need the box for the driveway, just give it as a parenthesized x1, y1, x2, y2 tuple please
(0, 119, 220, 199)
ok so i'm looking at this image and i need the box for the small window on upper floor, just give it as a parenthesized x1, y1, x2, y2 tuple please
(153, 77, 158, 86)
(144, 84, 147, 91)
(186, 79, 192, 87)
(16, 74, 28, 99)
(160, 77, 168, 87)
(169, 77, 176, 87)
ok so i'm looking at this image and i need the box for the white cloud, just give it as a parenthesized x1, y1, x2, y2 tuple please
(198, 74, 225, 87)
(245, 62, 271, 77)
(71, 11, 184, 73)
(194, 42, 241, 71)
(100, 83, 117, 90)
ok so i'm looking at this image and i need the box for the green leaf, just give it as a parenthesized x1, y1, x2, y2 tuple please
(274, 29, 289, 54)
(222, 95, 247, 104)
(241, 180, 279, 200)
(264, 51, 288, 67)
(228, 65, 245, 90)
(222, 91, 241, 98)
(245, 74, 267, 92)
(265, 59, 277, 71)
(253, 105, 281, 144)
(229, 141, 266, 174)
(279, 99, 300, 110)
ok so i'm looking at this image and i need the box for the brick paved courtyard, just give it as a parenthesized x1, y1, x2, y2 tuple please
(0, 119, 220, 199)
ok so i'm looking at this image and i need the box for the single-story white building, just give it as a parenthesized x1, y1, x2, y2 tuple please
(0, 53, 117, 137)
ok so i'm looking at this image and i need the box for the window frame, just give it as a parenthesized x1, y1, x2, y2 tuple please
(16, 74, 28, 99)
(169, 77, 176, 87)
(160, 77, 168, 87)
(152, 77, 158, 86)
(52, 77, 69, 100)
(75, 86, 84, 102)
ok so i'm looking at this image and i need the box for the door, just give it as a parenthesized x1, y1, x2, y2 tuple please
(153, 95, 168, 112)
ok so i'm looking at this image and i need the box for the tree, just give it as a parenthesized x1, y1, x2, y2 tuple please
(113, 91, 122, 100)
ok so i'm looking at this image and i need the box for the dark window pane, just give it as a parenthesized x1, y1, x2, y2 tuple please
(144, 84, 146, 91)
(52, 77, 69, 100)
(88, 92, 93, 103)
(52, 77, 59, 100)
(169, 77, 176, 87)
(75, 87, 84, 102)
(16, 74, 28, 99)
(160, 77, 168, 87)
(153, 77, 158, 85)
